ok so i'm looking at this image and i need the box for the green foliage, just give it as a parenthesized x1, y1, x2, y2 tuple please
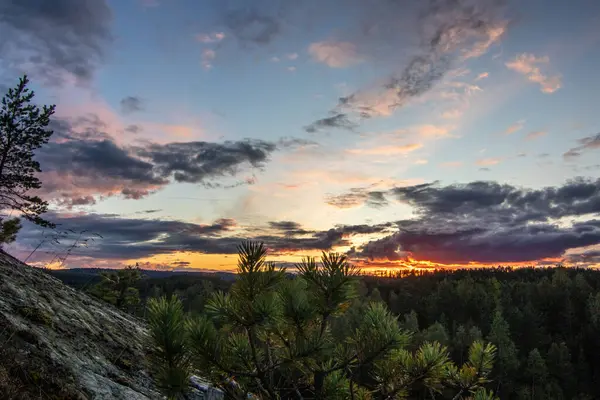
(0, 76, 55, 229)
(147, 296, 190, 399)
(486, 310, 519, 393)
(89, 265, 142, 311)
(132, 264, 600, 398)
(147, 241, 499, 399)
(0, 217, 21, 244)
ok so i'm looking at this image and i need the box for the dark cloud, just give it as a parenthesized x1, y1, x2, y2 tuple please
(125, 124, 143, 134)
(350, 178, 600, 264)
(35, 116, 279, 207)
(566, 250, 600, 266)
(120, 96, 144, 114)
(269, 221, 303, 232)
(11, 213, 390, 265)
(0, 0, 112, 84)
(39, 139, 165, 185)
(326, 188, 389, 209)
(564, 133, 600, 160)
(224, 8, 281, 46)
(134, 139, 276, 184)
(305, 113, 358, 133)
(134, 209, 162, 215)
(276, 137, 319, 149)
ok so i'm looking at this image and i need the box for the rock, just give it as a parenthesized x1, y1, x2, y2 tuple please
(0, 251, 162, 399)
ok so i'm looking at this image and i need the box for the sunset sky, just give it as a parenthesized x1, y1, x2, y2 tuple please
(1, 0, 600, 271)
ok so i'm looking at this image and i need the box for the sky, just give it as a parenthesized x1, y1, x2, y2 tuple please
(1, 0, 600, 272)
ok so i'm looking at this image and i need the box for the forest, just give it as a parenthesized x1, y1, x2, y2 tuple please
(50, 248, 600, 400)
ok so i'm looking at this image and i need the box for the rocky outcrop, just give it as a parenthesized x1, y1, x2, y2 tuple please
(0, 251, 162, 399)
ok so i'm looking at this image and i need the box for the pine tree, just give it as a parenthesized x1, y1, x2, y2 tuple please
(0, 76, 55, 234)
(147, 296, 190, 399)
(89, 265, 142, 311)
(148, 241, 500, 399)
(486, 309, 519, 396)
(524, 348, 547, 400)
(547, 342, 574, 398)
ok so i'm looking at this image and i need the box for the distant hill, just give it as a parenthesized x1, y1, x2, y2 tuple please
(46, 267, 238, 290)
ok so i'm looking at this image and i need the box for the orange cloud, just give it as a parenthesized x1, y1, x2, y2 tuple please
(416, 125, 451, 138)
(505, 120, 525, 134)
(346, 143, 422, 156)
(476, 157, 502, 166)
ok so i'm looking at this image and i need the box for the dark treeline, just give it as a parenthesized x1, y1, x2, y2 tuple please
(361, 267, 600, 399)
(51, 265, 600, 399)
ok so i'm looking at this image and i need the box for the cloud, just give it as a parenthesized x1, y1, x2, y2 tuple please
(352, 178, 600, 264)
(566, 250, 600, 267)
(125, 124, 143, 134)
(195, 32, 226, 43)
(563, 133, 600, 160)
(306, 0, 508, 129)
(287, 53, 298, 60)
(133, 139, 276, 184)
(0, 0, 112, 84)
(308, 40, 363, 68)
(326, 189, 389, 209)
(120, 96, 144, 114)
(476, 158, 502, 166)
(526, 130, 546, 141)
(222, 7, 281, 46)
(202, 49, 217, 69)
(346, 143, 422, 156)
(34, 117, 280, 207)
(475, 72, 489, 81)
(505, 119, 525, 134)
(440, 161, 463, 167)
(442, 108, 463, 119)
(304, 113, 357, 133)
(416, 125, 451, 138)
(11, 213, 392, 265)
(505, 53, 562, 93)
(287, 66, 296, 72)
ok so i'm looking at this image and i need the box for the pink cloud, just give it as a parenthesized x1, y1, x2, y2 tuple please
(475, 72, 489, 81)
(526, 130, 547, 141)
(308, 40, 363, 68)
(440, 161, 463, 168)
(461, 22, 508, 59)
(202, 49, 216, 70)
(195, 32, 226, 43)
(505, 53, 562, 93)
(476, 158, 502, 166)
(505, 120, 526, 135)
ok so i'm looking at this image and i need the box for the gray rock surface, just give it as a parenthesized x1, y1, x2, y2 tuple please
(0, 251, 162, 399)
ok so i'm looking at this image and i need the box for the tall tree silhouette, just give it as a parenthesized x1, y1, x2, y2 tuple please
(0, 75, 55, 238)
